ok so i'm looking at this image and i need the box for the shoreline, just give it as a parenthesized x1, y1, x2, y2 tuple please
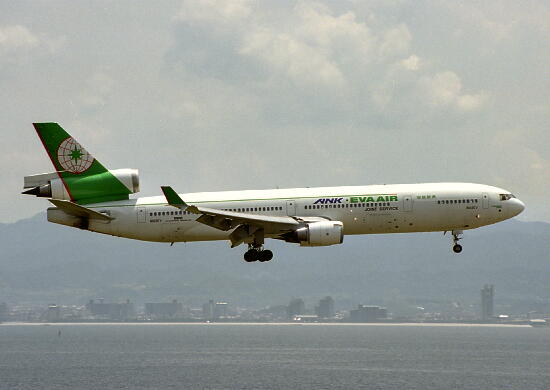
(0, 321, 534, 328)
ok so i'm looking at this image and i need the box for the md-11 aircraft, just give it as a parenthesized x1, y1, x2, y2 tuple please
(23, 123, 525, 262)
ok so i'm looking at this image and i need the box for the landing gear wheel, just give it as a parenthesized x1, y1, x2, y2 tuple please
(448, 230, 464, 254)
(258, 250, 273, 262)
(244, 249, 259, 262)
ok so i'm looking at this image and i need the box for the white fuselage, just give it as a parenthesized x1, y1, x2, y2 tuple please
(47, 182, 525, 244)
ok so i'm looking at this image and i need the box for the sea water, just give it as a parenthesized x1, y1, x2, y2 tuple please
(0, 323, 549, 389)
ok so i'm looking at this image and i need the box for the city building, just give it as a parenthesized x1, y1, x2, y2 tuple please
(145, 299, 183, 319)
(202, 300, 229, 320)
(287, 298, 305, 319)
(350, 305, 387, 322)
(46, 304, 61, 322)
(86, 299, 135, 320)
(214, 302, 228, 319)
(202, 300, 215, 320)
(481, 284, 494, 320)
(315, 296, 335, 318)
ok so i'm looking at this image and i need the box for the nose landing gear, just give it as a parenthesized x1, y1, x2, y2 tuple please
(451, 230, 463, 253)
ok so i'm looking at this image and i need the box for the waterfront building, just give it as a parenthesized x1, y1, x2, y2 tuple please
(86, 299, 135, 320)
(350, 305, 387, 322)
(202, 300, 215, 320)
(287, 298, 305, 319)
(315, 296, 335, 318)
(145, 300, 183, 319)
(46, 304, 61, 322)
(214, 302, 228, 319)
(0, 302, 7, 321)
(481, 284, 494, 320)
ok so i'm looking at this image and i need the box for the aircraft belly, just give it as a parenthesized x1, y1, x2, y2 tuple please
(161, 221, 228, 242)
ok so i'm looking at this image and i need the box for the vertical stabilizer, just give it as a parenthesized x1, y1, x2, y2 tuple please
(31, 123, 132, 204)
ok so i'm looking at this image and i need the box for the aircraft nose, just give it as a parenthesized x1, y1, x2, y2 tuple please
(509, 198, 525, 217)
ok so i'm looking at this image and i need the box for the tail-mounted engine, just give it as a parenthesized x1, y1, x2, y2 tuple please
(285, 221, 344, 247)
(23, 168, 140, 202)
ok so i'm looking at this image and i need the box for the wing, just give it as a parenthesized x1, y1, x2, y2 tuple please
(161, 186, 300, 247)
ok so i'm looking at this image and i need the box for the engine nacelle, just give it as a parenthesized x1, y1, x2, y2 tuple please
(292, 221, 344, 247)
(109, 169, 140, 194)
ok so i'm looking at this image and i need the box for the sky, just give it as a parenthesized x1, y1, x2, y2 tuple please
(1, 0, 549, 223)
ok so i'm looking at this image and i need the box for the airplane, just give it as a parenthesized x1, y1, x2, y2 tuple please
(23, 123, 525, 262)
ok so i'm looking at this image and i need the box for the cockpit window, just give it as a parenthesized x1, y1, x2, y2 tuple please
(500, 194, 515, 201)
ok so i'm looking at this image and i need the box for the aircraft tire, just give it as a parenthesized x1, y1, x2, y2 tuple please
(244, 249, 258, 262)
(453, 244, 463, 253)
(258, 250, 273, 262)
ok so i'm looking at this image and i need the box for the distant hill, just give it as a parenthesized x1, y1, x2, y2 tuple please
(1, 213, 549, 315)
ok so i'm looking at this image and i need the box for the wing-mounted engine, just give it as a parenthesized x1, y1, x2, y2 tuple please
(283, 221, 344, 247)
(23, 168, 140, 202)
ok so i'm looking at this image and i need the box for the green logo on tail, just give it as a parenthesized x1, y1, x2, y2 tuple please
(57, 137, 95, 174)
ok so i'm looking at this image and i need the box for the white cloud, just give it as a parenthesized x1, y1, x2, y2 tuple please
(424, 71, 462, 105)
(176, 0, 253, 24)
(456, 92, 489, 111)
(0, 24, 64, 63)
(378, 24, 412, 58)
(79, 71, 115, 109)
(399, 54, 421, 70)
(2, 1, 549, 223)
(240, 29, 346, 88)
(0, 25, 39, 54)
(423, 71, 489, 111)
(294, 2, 374, 60)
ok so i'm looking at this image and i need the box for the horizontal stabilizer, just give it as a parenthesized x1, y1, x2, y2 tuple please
(49, 199, 113, 221)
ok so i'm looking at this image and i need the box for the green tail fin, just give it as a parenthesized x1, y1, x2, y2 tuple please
(33, 123, 131, 204)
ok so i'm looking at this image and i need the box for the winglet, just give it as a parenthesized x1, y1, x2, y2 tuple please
(161, 186, 187, 207)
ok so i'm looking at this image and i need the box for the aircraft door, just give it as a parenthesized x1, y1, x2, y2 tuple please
(482, 193, 489, 209)
(403, 195, 413, 212)
(137, 207, 147, 223)
(286, 200, 296, 216)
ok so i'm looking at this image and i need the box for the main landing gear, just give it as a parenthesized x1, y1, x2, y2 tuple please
(244, 245, 273, 263)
